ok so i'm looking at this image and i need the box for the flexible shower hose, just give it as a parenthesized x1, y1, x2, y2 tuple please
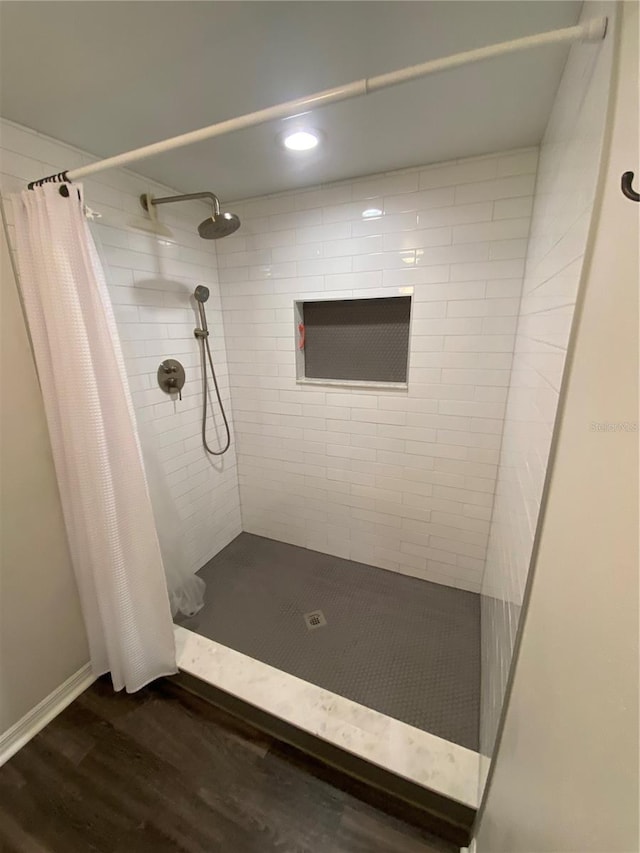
(197, 307, 231, 455)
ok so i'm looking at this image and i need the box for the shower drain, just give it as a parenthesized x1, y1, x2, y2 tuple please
(304, 610, 327, 630)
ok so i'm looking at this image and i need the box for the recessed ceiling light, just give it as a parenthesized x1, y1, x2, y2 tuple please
(282, 130, 320, 151)
(362, 207, 383, 219)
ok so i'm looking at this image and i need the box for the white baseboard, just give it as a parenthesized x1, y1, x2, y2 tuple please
(0, 663, 95, 766)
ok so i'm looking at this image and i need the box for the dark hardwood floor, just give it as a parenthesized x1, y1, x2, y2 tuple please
(0, 678, 457, 853)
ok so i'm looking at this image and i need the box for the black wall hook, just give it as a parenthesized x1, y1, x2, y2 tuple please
(621, 171, 640, 202)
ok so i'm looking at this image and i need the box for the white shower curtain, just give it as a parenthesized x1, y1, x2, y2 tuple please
(12, 183, 177, 692)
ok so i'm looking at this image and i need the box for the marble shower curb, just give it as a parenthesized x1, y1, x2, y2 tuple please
(174, 625, 480, 809)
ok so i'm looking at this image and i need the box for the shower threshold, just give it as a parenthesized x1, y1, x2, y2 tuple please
(173, 533, 480, 816)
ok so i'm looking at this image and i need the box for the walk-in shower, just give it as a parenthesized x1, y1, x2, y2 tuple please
(10, 6, 614, 837)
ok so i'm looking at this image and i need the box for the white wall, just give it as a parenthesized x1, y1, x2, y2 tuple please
(0, 118, 242, 606)
(475, 2, 638, 845)
(0, 217, 89, 732)
(218, 150, 536, 592)
(479, 0, 617, 764)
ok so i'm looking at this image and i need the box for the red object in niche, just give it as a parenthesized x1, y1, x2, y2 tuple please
(298, 323, 306, 350)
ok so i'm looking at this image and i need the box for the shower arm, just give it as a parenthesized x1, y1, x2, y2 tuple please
(28, 17, 608, 189)
(140, 191, 221, 216)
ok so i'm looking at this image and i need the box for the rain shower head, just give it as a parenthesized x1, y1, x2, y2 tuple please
(140, 191, 241, 241)
(194, 285, 210, 303)
(198, 210, 241, 240)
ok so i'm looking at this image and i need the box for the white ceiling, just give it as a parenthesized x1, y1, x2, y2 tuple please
(0, 1, 582, 201)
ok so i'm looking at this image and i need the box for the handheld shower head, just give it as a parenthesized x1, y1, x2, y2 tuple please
(194, 285, 210, 303)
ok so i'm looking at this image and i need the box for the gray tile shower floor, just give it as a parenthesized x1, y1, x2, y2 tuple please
(179, 533, 480, 751)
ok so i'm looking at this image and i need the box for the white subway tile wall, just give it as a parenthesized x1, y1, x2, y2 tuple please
(0, 118, 242, 582)
(217, 149, 538, 593)
(479, 0, 616, 769)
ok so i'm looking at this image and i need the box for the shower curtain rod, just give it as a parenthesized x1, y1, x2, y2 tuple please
(29, 17, 607, 189)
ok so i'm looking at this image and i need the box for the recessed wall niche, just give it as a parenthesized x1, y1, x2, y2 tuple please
(295, 295, 411, 387)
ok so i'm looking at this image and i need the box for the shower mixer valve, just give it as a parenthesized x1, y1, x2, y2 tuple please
(157, 358, 186, 401)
